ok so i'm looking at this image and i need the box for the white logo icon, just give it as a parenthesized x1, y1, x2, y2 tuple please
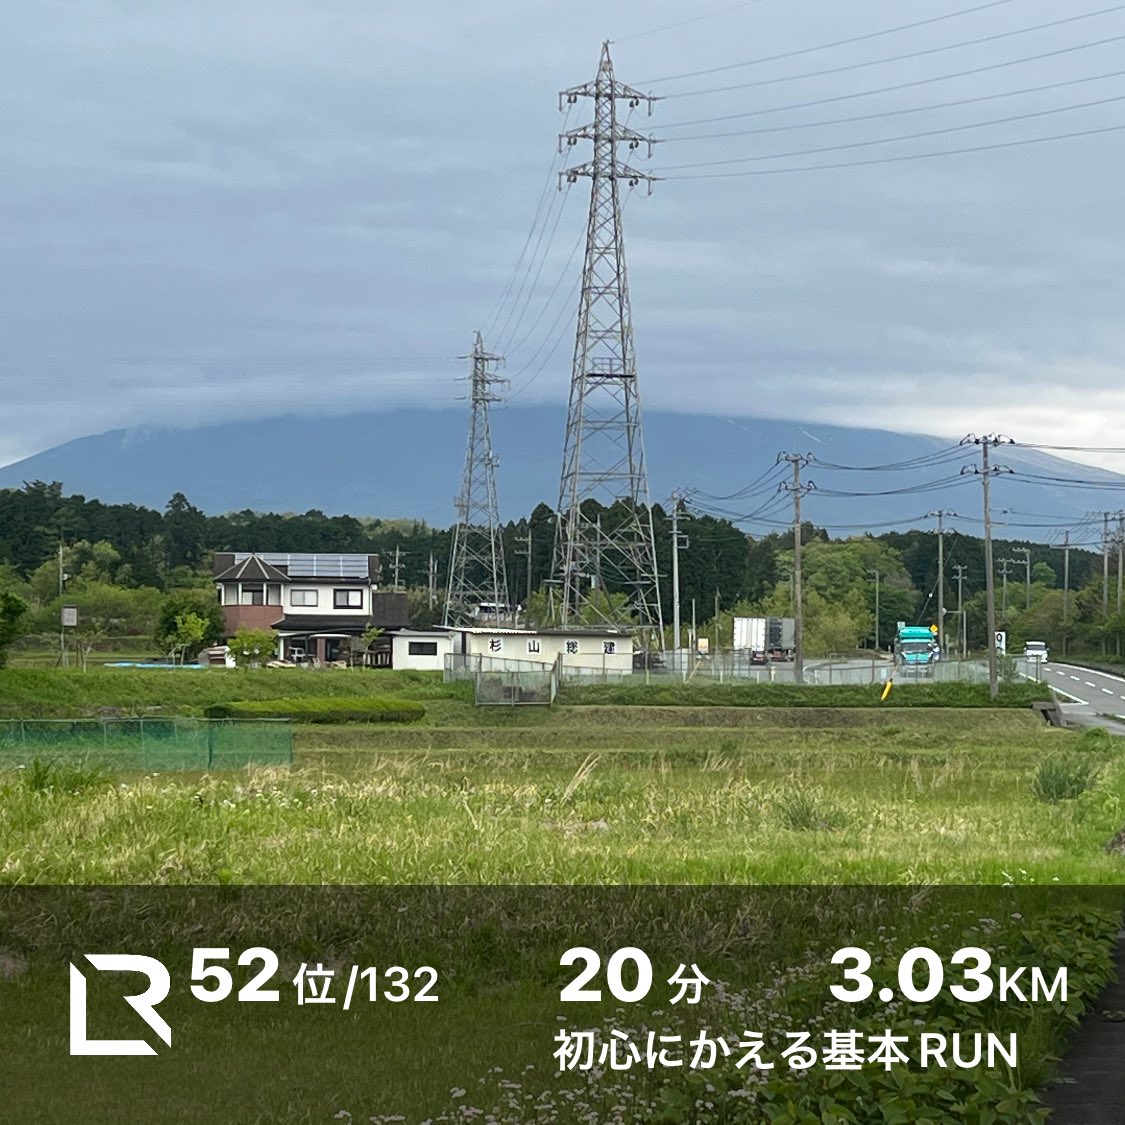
(69, 954, 172, 1056)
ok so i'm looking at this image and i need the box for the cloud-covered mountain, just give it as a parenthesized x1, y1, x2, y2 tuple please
(0, 407, 1119, 540)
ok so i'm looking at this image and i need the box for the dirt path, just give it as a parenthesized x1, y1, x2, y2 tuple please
(1041, 933, 1125, 1122)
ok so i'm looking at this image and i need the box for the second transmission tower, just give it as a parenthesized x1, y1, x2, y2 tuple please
(552, 41, 663, 637)
(445, 332, 509, 627)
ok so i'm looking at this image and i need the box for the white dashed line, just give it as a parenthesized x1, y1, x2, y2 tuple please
(1104, 688, 1116, 695)
(1071, 675, 1082, 681)
(1086, 681, 1097, 688)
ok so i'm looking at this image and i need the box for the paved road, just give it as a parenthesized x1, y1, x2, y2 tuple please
(1026, 659, 1125, 734)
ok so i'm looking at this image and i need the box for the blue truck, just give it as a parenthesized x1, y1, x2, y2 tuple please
(895, 625, 939, 676)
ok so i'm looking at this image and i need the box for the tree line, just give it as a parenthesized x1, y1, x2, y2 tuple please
(0, 480, 1117, 664)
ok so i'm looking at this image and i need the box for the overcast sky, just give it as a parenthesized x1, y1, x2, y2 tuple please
(4, 0, 1125, 473)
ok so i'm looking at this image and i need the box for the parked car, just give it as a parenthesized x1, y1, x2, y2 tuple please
(1023, 640, 1049, 663)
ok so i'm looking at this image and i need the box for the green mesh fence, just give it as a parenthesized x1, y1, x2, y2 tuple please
(0, 719, 293, 771)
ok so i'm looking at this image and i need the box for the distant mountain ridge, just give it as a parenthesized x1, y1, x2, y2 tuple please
(0, 407, 1119, 538)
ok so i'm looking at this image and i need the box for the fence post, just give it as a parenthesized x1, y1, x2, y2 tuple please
(20, 720, 26, 747)
(140, 717, 146, 770)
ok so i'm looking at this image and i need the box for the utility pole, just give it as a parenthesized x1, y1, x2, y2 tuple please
(552, 42, 663, 638)
(1061, 530, 1071, 632)
(58, 541, 67, 669)
(1118, 513, 1124, 656)
(1014, 546, 1031, 611)
(427, 552, 437, 610)
(867, 568, 880, 652)
(670, 492, 689, 653)
(515, 526, 534, 610)
(927, 510, 956, 654)
(952, 564, 967, 659)
(445, 331, 509, 626)
(1103, 511, 1111, 656)
(961, 434, 1014, 700)
(392, 546, 405, 594)
(779, 453, 813, 684)
(998, 558, 1016, 615)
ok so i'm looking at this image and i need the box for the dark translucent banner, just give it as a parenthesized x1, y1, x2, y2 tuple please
(0, 886, 1120, 1123)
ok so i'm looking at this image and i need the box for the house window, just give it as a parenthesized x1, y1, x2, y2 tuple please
(334, 588, 363, 609)
(241, 584, 264, 606)
(223, 583, 239, 605)
(408, 641, 438, 656)
(266, 584, 281, 606)
(292, 589, 318, 607)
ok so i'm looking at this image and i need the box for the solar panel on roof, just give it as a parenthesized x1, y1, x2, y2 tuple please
(232, 552, 370, 578)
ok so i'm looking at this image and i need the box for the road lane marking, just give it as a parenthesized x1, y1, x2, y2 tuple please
(1071, 675, 1082, 681)
(1104, 688, 1116, 695)
(1086, 681, 1097, 687)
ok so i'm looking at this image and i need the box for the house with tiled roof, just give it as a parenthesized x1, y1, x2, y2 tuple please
(213, 552, 409, 664)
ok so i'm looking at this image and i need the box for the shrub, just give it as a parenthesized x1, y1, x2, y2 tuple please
(203, 697, 425, 723)
(1077, 727, 1117, 753)
(17, 758, 111, 794)
(561, 681, 1050, 708)
(1031, 755, 1101, 803)
(774, 785, 847, 831)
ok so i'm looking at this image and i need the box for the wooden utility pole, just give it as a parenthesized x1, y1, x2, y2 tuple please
(1062, 530, 1071, 656)
(779, 453, 812, 684)
(962, 434, 1013, 700)
(952, 564, 967, 658)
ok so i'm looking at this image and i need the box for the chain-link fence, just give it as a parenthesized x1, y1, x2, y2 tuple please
(0, 718, 293, 770)
(445, 653, 561, 706)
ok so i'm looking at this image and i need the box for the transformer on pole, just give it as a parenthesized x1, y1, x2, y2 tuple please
(551, 42, 663, 639)
(444, 331, 509, 627)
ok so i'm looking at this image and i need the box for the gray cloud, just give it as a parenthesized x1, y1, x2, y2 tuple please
(3, 0, 1125, 478)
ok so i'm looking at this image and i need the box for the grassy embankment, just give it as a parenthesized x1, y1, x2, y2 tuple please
(0, 667, 1114, 884)
(0, 668, 1122, 1122)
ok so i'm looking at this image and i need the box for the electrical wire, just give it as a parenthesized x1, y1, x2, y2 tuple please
(615, 0, 773, 44)
(659, 5, 1125, 99)
(481, 107, 572, 343)
(658, 91, 1125, 171)
(660, 68, 1125, 142)
(657, 33, 1125, 128)
(809, 446, 973, 471)
(640, 0, 1020, 85)
(663, 120, 1125, 178)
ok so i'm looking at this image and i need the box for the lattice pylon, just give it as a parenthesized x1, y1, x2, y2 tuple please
(551, 42, 663, 638)
(444, 332, 509, 626)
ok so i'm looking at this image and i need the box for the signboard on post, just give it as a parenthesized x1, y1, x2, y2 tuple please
(995, 630, 1007, 655)
(61, 605, 78, 628)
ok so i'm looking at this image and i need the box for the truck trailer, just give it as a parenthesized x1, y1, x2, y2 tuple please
(734, 616, 796, 663)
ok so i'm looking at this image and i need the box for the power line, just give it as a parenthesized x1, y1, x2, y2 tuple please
(641, 0, 1019, 84)
(657, 34, 1125, 129)
(808, 446, 973, 472)
(660, 5, 1125, 99)
(657, 91, 1125, 170)
(615, 0, 772, 44)
(663, 120, 1125, 179)
(481, 110, 572, 340)
(661, 68, 1125, 141)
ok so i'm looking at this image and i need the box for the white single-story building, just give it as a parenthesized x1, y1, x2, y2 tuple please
(445, 626, 635, 675)
(387, 625, 637, 675)
(389, 629, 457, 672)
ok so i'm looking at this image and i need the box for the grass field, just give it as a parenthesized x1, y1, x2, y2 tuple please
(1, 667, 1122, 1122)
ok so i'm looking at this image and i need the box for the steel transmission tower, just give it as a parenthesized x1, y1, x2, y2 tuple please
(552, 42, 663, 636)
(444, 332, 509, 626)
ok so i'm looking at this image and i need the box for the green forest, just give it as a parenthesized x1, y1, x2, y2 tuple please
(0, 479, 1119, 664)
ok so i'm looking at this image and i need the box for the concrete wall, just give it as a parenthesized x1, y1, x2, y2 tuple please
(392, 632, 454, 672)
(461, 631, 633, 674)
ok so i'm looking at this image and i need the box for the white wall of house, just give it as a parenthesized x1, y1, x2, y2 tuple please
(282, 582, 373, 615)
(458, 630, 634, 674)
(218, 580, 375, 614)
(392, 631, 455, 671)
